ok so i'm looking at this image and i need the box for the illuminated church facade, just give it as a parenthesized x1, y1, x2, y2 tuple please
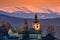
(18, 14, 42, 40)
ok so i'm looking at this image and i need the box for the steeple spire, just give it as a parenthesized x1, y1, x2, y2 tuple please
(35, 14, 37, 20)
(47, 25, 55, 34)
(33, 14, 40, 31)
(23, 19, 28, 30)
(34, 14, 39, 23)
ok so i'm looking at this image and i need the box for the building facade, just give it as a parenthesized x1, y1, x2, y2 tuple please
(19, 14, 42, 40)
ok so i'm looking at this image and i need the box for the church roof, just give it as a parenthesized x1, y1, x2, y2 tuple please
(19, 28, 41, 34)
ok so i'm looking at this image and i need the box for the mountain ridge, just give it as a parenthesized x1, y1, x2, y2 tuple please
(0, 9, 60, 19)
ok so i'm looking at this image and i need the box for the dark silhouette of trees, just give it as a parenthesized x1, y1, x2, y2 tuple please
(0, 21, 10, 40)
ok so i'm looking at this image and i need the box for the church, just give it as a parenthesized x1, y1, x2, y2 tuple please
(18, 14, 58, 40)
(0, 14, 59, 40)
(19, 14, 42, 40)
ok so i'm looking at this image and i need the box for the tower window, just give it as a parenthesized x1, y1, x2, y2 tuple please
(36, 24, 38, 28)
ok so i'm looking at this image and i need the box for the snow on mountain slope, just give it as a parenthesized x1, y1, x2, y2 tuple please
(0, 5, 59, 13)
(0, 5, 60, 19)
(0, 10, 60, 19)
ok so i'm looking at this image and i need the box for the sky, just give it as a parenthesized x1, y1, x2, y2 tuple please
(0, 0, 60, 7)
(0, 0, 60, 13)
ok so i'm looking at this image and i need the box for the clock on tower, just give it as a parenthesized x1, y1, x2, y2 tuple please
(33, 23, 40, 31)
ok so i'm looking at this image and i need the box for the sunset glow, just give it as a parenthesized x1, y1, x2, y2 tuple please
(0, 0, 60, 13)
(0, 0, 60, 7)
(0, 6, 60, 14)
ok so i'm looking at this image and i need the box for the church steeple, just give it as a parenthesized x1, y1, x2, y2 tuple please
(35, 14, 37, 20)
(23, 19, 29, 40)
(23, 19, 28, 31)
(47, 25, 55, 34)
(34, 14, 39, 23)
(33, 14, 40, 31)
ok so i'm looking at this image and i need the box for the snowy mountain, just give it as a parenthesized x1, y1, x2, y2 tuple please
(0, 6, 60, 19)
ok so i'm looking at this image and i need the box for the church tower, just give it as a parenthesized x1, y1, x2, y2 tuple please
(33, 14, 41, 31)
(32, 14, 42, 40)
(44, 25, 55, 40)
(23, 19, 28, 31)
(23, 19, 29, 40)
(47, 25, 55, 35)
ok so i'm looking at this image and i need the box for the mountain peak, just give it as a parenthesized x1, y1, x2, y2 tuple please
(0, 5, 57, 14)
(0, 5, 60, 19)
